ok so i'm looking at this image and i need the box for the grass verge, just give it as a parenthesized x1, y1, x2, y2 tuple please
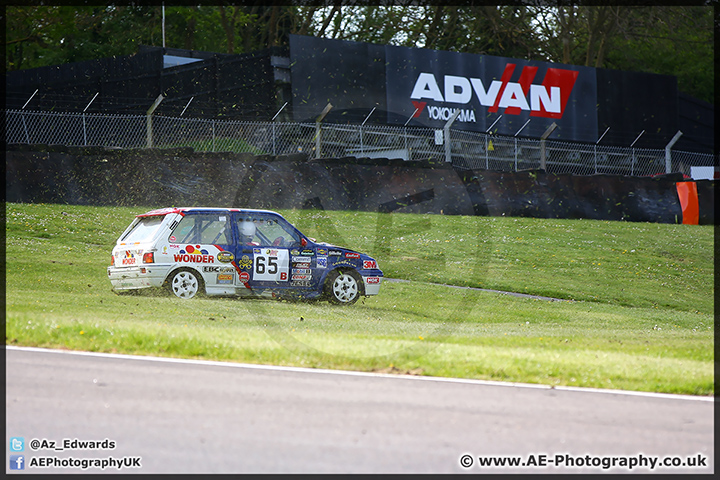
(4, 202, 714, 395)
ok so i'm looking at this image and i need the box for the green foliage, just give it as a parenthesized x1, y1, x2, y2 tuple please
(4, 203, 714, 395)
(601, 6, 714, 104)
(5, 6, 163, 69)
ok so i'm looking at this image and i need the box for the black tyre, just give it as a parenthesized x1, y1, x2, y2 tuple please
(167, 269, 204, 299)
(325, 269, 363, 305)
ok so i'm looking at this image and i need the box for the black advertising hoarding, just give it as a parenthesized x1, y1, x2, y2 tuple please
(384, 45, 599, 142)
(290, 35, 686, 147)
(595, 68, 679, 148)
(289, 34, 387, 122)
(290, 35, 598, 142)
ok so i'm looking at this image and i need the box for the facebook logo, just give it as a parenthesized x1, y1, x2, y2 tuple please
(10, 437, 24, 452)
(9, 455, 24, 470)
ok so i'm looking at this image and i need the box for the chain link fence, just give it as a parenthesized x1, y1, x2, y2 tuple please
(5, 109, 715, 177)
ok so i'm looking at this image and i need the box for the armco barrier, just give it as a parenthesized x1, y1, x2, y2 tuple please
(457, 170, 695, 224)
(4, 144, 715, 224)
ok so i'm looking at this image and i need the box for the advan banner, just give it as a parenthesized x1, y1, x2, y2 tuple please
(385, 45, 599, 142)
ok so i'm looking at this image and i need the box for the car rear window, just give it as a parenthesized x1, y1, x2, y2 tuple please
(121, 215, 165, 244)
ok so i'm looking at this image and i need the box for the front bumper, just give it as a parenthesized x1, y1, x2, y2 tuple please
(362, 275, 383, 296)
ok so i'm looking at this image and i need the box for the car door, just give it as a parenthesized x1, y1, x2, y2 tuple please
(169, 211, 235, 291)
(231, 212, 301, 292)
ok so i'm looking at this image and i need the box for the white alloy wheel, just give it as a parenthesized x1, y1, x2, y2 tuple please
(329, 270, 361, 305)
(170, 270, 202, 299)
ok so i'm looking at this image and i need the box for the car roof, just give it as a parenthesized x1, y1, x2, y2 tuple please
(137, 207, 281, 218)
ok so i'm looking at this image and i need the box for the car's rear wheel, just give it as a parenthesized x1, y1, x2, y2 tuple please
(168, 269, 203, 299)
(326, 269, 363, 305)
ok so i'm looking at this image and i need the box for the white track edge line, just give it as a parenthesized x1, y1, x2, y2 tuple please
(5, 345, 714, 402)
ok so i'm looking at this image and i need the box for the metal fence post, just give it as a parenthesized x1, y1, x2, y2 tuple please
(22, 89, 38, 110)
(403, 127, 408, 159)
(540, 122, 557, 170)
(485, 134, 489, 169)
(82, 93, 99, 146)
(665, 130, 683, 174)
(271, 102, 288, 156)
(315, 103, 333, 159)
(21, 89, 39, 144)
(593, 144, 597, 174)
(630, 130, 644, 176)
(444, 109, 461, 163)
(403, 108, 418, 162)
(514, 119, 531, 171)
(272, 122, 277, 156)
(360, 107, 376, 155)
(315, 123, 321, 159)
(180, 97, 194, 116)
(595, 127, 610, 174)
(21, 114, 29, 144)
(146, 94, 164, 148)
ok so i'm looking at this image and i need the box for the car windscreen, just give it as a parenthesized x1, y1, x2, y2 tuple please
(121, 215, 165, 244)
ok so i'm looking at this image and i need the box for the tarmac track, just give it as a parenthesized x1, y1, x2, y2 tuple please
(5, 346, 713, 474)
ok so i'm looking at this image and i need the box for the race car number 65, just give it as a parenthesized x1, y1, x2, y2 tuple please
(256, 256, 278, 275)
(253, 250, 289, 281)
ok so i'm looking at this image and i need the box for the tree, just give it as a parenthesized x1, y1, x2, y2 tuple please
(5, 6, 163, 69)
(5, 5, 713, 103)
(602, 6, 714, 104)
(520, 5, 714, 103)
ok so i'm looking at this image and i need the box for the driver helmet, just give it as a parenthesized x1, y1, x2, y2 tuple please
(239, 220, 256, 239)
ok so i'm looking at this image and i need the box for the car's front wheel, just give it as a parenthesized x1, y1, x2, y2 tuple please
(168, 269, 203, 299)
(325, 269, 363, 305)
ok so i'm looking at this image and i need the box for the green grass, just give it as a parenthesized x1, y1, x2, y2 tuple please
(161, 137, 265, 155)
(4, 202, 714, 395)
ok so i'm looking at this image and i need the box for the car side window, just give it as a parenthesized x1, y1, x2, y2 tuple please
(258, 218, 295, 247)
(236, 214, 300, 247)
(170, 214, 231, 245)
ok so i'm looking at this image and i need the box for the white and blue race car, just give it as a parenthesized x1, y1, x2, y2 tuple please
(107, 207, 382, 305)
